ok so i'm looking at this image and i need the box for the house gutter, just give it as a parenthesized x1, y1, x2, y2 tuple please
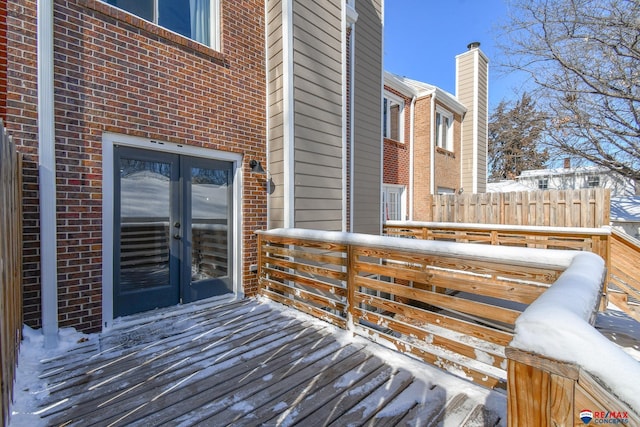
(38, 0, 58, 348)
(408, 95, 416, 220)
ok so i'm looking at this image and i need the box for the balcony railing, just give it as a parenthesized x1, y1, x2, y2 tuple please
(256, 228, 639, 425)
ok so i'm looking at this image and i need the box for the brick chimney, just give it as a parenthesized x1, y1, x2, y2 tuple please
(564, 158, 571, 169)
(456, 42, 489, 193)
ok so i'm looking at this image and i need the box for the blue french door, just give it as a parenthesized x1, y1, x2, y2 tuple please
(114, 146, 233, 317)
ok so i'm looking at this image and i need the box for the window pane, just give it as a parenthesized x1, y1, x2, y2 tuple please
(159, 0, 211, 46)
(435, 113, 442, 147)
(383, 98, 388, 138)
(390, 104, 400, 141)
(107, 0, 154, 21)
(159, 0, 191, 39)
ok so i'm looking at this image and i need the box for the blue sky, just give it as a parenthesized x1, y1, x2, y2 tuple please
(384, 0, 524, 109)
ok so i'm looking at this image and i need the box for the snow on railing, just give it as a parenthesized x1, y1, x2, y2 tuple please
(506, 252, 640, 425)
(257, 228, 639, 423)
(257, 228, 580, 390)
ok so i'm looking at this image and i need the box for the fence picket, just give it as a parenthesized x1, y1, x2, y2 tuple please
(0, 120, 22, 427)
(425, 188, 609, 227)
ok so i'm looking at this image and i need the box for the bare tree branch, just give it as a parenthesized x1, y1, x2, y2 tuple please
(498, 0, 640, 181)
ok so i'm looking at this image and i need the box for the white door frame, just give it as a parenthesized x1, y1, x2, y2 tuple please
(101, 133, 244, 329)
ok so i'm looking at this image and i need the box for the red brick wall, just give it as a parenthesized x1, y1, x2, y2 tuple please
(412, 96, 463, 220)
(412, 95, 432, 220)
(433, 101, 462, 193)
(383, 86, 411, 216)
(0, 0, 7, 121)
(5, 0, 266, 332)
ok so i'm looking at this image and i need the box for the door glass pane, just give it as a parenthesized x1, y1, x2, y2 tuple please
(190, 166, 230, 287)
(119, 159, 172, 292)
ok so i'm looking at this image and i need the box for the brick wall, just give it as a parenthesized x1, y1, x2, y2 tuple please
(5, 0, 266, 332)
(383, 86, 411, 216)
(0, 0, 6, 121)
(433, 101, 462, 193)
(412, 95, 432, 220)
(411, 96, 463, 220)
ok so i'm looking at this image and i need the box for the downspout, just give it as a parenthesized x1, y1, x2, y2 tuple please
(408, 95, 416, 220)
(344, 3, 358, 232)
(38, 0, 58, 348)
(430, 93, 435, 195)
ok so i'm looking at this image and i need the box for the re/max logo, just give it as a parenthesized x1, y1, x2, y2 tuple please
(593, 412, 629, 419)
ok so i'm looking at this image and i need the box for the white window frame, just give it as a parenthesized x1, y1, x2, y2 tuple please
(102, 0, 221, 51)
(382, 184, 406, 223)
(587, 175, 600, 188)
(435, 108, 454, 151)
(383, 92, 405, 143)
(437, 187, 455, 194)
(538, 178, 549, 190)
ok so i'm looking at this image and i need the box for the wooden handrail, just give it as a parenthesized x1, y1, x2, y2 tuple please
(384, 221, 640, 320)
(608, 229, 640, 321)
(257, 228, 639, 425)
(257, 228, 576, 390)
(506, 252, 640, 425)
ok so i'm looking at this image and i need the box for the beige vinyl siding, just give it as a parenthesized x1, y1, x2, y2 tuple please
(267, 0, 285, 228)
(457, 52, 475, 193)
(476, 54, 489, 193)
(351, 0, 383, 234)
(292, 0, 343, 231)
(457, 48, 489, 194)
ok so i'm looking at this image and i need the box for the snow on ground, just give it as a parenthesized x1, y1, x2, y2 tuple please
(597, 303, 640, 361)
(10, 326, 95, 427)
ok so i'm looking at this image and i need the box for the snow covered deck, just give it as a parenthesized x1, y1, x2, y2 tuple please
(12, 298, 506, 426)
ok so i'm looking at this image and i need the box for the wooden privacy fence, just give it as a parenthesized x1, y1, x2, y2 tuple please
(425, 188, 610, 228)
(257, 229, 639, 425)
(0, 120, 22, 427)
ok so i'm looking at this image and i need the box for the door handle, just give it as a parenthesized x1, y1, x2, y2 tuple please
(174, 221, 181, 228)
(173, 233, 181, 240)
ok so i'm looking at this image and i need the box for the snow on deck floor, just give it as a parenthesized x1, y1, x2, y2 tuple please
(10, 298, 506, 427)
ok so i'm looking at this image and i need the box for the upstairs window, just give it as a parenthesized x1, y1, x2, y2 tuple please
(383, 93, 404, 142)
(587, 176, 600, 187)
(435, 109, 453, 151)
(105, 0, 220, 50)
(538, 178, 549, 189)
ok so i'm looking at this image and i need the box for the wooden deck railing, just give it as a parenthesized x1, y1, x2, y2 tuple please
(507, 253, 640, 426)
(257, 229, 575, 390)
(385, 221, 640, 321)
(608, 229, 640, 320)
(0, 120, 22, 427)
(257, 228, 640, 424)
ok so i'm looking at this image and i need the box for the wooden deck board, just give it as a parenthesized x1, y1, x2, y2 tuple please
(28, 298, 505, 426)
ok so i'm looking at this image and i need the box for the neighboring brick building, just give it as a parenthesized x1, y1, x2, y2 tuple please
(2, 0, 383, 340)
(382, 43, 489, 222)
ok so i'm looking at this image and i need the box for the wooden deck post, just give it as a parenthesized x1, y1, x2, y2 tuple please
(256, 232, 263, 294)
(506, 348, 578, 427)
(346, 243, 356, 332)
